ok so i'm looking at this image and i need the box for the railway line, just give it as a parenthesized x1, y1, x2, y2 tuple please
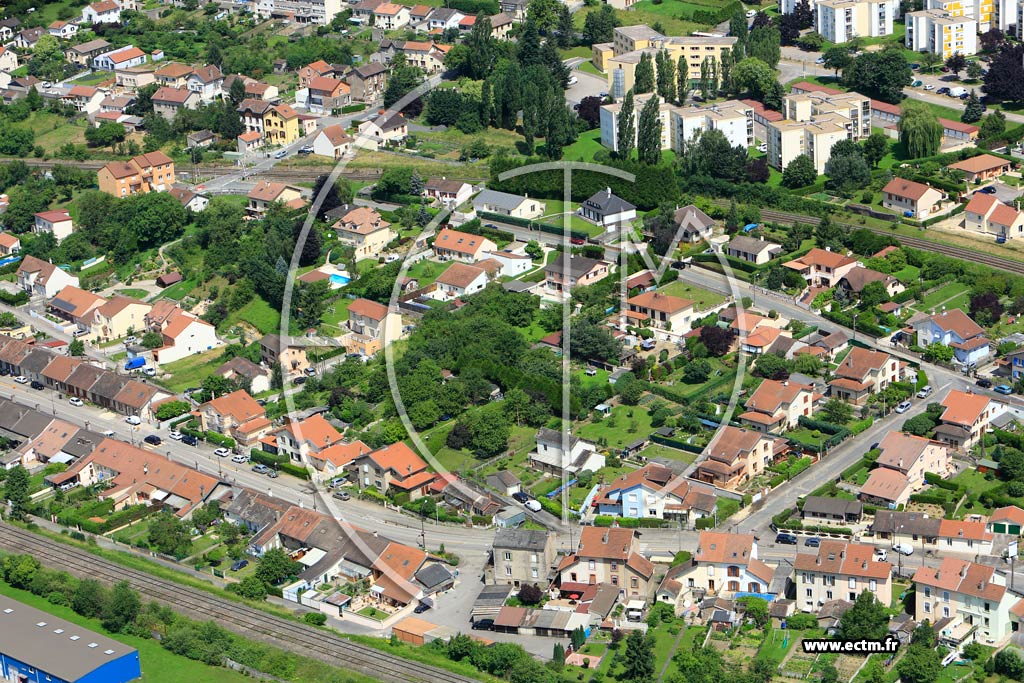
(0, 523, 480, 683)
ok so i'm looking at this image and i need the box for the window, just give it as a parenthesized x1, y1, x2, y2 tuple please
(924, 587, 931, 598)
(504, 552, 511, 561)
(612, 575, 619, 585)
(942, 591, 949, 602)
(728, 566, 740, 577)
(611, 562, 618, 571)
(588, 560, 596, 570)
(532, 568, 538, 579)
(806, 588, 813, 598)
(924, 602, 931, 613)
(848, 577, 857, 589)
(530, 554, 538, 563)
(870, 580, 877, 591)
(728, 581, 740, 591)
(708, 566, 714, 576)
(826, 590, 833, 600)
(505, 567, 512, 576)
(943, 607, 950, 618)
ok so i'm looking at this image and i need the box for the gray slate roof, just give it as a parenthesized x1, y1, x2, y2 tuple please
(493, 528, 549, 551)
(473, 188, 528, 211)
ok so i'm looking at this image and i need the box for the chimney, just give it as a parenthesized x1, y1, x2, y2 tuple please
(606, 187, 612, 197)
(783, 380, 788, 386)
(960, 563, 968, 578)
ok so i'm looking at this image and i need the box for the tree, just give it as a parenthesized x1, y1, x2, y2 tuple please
(748, 26, 781, 69)
(621, 630, 655, 683)
(27, 35, 65, 82)
(823, 46, 852, 78)
(255, 548, 300, 586)
(556, 4, 574, 48)
(797, 32, 825, 51)
(582, 5, 619, 46)
(25, 86, 43, 112)
(730, 6, 749, 59)
(233, 575, 269, 600)
(683, 358, 712, 384)
(681, 128, 748, 183)
(902, 412, 937, 436)
(966, 60, 983, 81)
(898, 644, 942, 683)
(677, 55, 689, 103)
(820, 398, 854, 424)
(102, 581, 140, 633)
(923, 343, 954, 363)
(815, 214, 845, 251)
(656, 50, 676, 102)
(383, 54, 424, 116)
(844, 46, 911, 103)
(863, 131, 889, 167)
(860, 280, 890, 308)
(825, 152, 870, 194)
(970, 290, 1004, 326)
(737, 596, 770, 627)
(838, 591, 889, 641)
(962, 90, 984, 123)
(72, 579, 108, 619)
(945, 52, 967, 78)
(634, 52, 654, 94)
(3, 466, 30, 521)
(980, 109, 1007, 139)
(617, 89, 636, 159)
(734, 57, 776, 102)
(746, 158, 770, 183)
(983, 42, 1024, 103)
(84, 122, 127, 148)
(517, 583, 543, 605)
(782, 154, 817, 188)
(754, 353, 789, 380)
(69, 338, 84, 357)
(919, 50, 942, 74)
(155, 400, 190, 421)
(637, 94, 662, 165)
(577, 95, 602, 129)
(147, 513, 192, 557)
(995, 650, 1024, 680)
(779, 14, 801, 45)
(898, 100, 942, 158)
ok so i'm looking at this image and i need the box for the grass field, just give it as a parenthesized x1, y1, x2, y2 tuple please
(157, 348, 224, 393)
(405, 259, 453, 287)
(577, 404, 654, 449)
(659, 280, 728, 309)
(117, 288, 151, 299)
(577, 60, 604, 77)
(154, 278, 197, 301)
(574, 0, 713, 35)
(562, 128, 606, 163)
(638, 442, 699, 464)
(915, 282, 969, 311)
(17, 111, 87, 151)
(223, 296, 280, 335)
(0, 581, 254, 683)
(537, 198, 605, 236)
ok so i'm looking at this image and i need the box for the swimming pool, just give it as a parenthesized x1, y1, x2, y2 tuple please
(330, 274, 351, 287)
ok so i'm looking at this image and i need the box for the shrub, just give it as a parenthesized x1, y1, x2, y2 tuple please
(303, 612, 327, 626)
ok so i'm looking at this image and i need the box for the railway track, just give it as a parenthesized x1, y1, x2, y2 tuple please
(730, 203, 1024, 278)
(0, 523, 479, 683)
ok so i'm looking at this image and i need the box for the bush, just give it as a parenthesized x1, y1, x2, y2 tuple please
(204, 431, 236, 449)
(303, 612, 327, 626)
(786, 613, 818, 629)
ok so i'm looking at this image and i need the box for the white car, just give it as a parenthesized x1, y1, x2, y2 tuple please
(124, 335, 137, 344)
(68, 397, 84, 407)
(214, 447, 231, 457)
(873, 548, 888, 562)
(525, 499, 542, 512)
(231, 453, 248, 463)
(814, 56, 825, 64)
(567, 76, 578, 86)
(746, 9, 756, 17)
(892, 543, 914, 556)
(757, 143, 768, 153)
(102, 429, 115, 437)
(168, 430, 183, 441)
(142, 367, 156, 377)
(14, 375, 28, 384)
(124, 415, 142, 425)
(924, 84, 935, 91)
(895, 400, 912, 414)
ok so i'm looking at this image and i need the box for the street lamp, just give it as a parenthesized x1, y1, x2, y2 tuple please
(852, 313, 859, 342)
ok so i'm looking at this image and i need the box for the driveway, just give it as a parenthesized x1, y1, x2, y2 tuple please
(566, 61, 606, 106)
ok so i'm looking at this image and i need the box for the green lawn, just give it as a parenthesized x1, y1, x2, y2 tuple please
(559, 46, 592, 59)
(222, 296, 280, 335)
(638, 443, 698, 464)
(417, 420, 482, 472)
(537, 198, 605, 236)
(892, 265, 920, 283)
(117, 288, 151, 300)
(659, 280, 728, 310)
(916, 282, 969, 311)
(16, 111, 87, 151)
(577, 404, 654, 449)
(72, 70, 115, 85)
(154, 278, 198, 302)
(562, 129, 606, 163)
(157, 348, 224, 393)
(405, 259, 453, 287)
(0, 581, 254, 683)
(320, 297, 353, 334)
(786, 428, 827, 449)
(577, 60, 604, 77)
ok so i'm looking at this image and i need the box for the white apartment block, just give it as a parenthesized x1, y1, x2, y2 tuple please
(767, 91, 872, 174)
(255, 0, 342, 24)
(993, 0, 1015, 31)
(906, 10, 977, 57)
(600, 97, 753, 153)
(926, 0, 993, 31)
(815, 0, 900, 43)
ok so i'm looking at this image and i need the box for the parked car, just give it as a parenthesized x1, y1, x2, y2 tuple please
(182, 434, 199, 446)
(69, 397, 84, 407)
(512, 492, 530, 504)
(266, 469, 278, 478)
(142, 366, 156, 377)
(125, 415, 142, 425)
(168, 430, 183, 440)
(231, 453, 248, 463)
(13, 375, 27, 384)
(892, 543, 914, 556)
(916, 385, 932, 398)
(995, 384, 1014, 395)
(895, 400, 912, 414)
(414, 602, 431, 614)
(924, 84, 934, 91)
(567, 76, 578, 86)
(304, 366, 317, 376)
(525, 499, 543, 512)
(746, 9, 757, 17)
(30, 380, 44, 390)
(333, 490, 351, 501)
(472, 618, 494, 631)
(274, 149, 288, 159)
(230, 559, 249, 571)
(143, 435, 162, 446)
(757, 142, 767, 153)
(976, 378, 993, 388)
(298, 146, 313, 154)
(570, 237, 586, 245)
(936, 87, 950, 95)
(252, 463, 272, 475)
(814, 56, 825, 64)
(977, 186, 997, 194)
(911, 80, 923, 87)
(804, 537, 821, 547)
(873, 548, 888, 562)
(214, 447, 231, 457)
(124, 335, 137, 344)
(293, 376, 306, 385)
(102, 429, 116, 437)
(775, 533, 798, 545)
(910, 63, 921, 70)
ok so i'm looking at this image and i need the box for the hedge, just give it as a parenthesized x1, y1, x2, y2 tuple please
(649, 433, 703, 454)
(849, 417, 874, 435)
(249, 450, 310, 480)
(821, 309, 886, 339)
(692, 252, 761, 274)
(594, 515, 615, 527)
(205, 431, 236, 449)
(615, 517, 670, 528)
(0, 289, 29, 306)
(841, 457, 872, 481)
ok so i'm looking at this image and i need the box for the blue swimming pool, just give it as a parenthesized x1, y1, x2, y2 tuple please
(330, 274, 351, 287)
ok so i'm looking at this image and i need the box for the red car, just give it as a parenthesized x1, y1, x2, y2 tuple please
(570, 237, 586, 245)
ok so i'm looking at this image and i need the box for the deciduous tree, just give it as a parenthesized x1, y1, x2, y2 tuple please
(637, 94, 662, 165)
(898, 100, 942, 158)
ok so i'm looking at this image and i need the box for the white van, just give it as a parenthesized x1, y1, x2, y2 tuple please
(525, 499, 542, 512)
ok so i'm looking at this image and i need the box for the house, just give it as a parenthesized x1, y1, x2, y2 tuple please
(347, 62, 388, 102)
(433, 262, 492, 299)
(987, 506, 1024, 536)
(530, 427, 605, 476)
(351, 442, 434, 500)
(246, 181, 303, 216)
(304, 76, 350, 114)
(425, 178, 473, 209)
(0, 232, 21, 256)
(63, 85, 104, 114)
(934, 389, 993, 451)
(860, 432, 951, 508)
(50, 439, 223, 518)
(836, 266, 906, 300)
(594, 463, 718, 522)
(310, 124, 353, 160)
(694, 426, 782, 490)
(154, 62, 193, 88)
(782, 248, 859, 288)
(48, 285, 104, 331)
(909, 309, 991, 367)
(47, 20, 78, 40)
(16, 256, 79, 299)
(93, 46, 147, 71)
(672, 205, 716, 243)
(214, 356, 271, 395)
(308, 439, 370, 482)
(433, 227, 497, 262)
(33, 210, 74, 243)
(344, 298, 400, 357)
(725, 236, 783, 265)
(90, 296, 151, 342)
(237, 131, 263, 155)
(578, 187, 637, 233)
(558, 527, 653, 600)
(297, 60, 337, 88)
(98, 151, 176, 197)
(472, 189, 545, 219)
(374, 2, 411, 29)
(12, 28, 43, 50)
(828, 347, 901, 405)
(264, 413, 344, 464)
(64, 39, 111, 67)
(149, 308, 218, 365)
(949, 154, 1014, 183)
(182, 64, 222, 102)
(114, 66, 155, 91)
(739, 379, 816, 434)
(0, 46, 17, 74)
(332, 206, 395, 260)
(260, 104, 301, 146)
(544, 254, 611, 298)
(489, 528, 557, 588)
(169, 186, 209, 213)
(423, 6, 464, 30)
(356, 113, 409, 149)
(82, 0, 121, 24)
(486, 470, 522, 496)
(801, 496, 863, 526)
(260, 333, 310, 376)
(489, 12, 515, 38)
(670, 531, 775, 599)
(882, 178, 945, 219)
(795, 541, 891, 612)
(198, 389, 272, 448)
(912, 558, 1017, 645)
(625, 291, 696, 340)
(0, 19, 19, 43)
(962, 193, 1024, 240)
(482, 247, 533, 278)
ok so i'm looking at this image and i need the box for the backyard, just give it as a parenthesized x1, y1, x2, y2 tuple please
(577, 404, 655, 450)
(659, 280, 729, 310)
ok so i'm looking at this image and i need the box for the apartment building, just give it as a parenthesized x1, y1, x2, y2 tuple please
(97, 152, 176, 197)
(906, 9, 977, 57)
(344, 297, 401, 357)
(198, 389, 272, 448)
(767, 91, 872, 174)
(912, 558, 1019, 645)
(558, 527, 654, 600)
(605, 33, 737, 97)
(254, 0, 344, 24)
(739, 379, 817, 434)
(599, 97, 753, 152)
(926, 0, 993, 31)
(795, 541, 892, 612)
(815, 0, 899, 43)
(264, 413, 344, 463)
(489, 528, 557, 588)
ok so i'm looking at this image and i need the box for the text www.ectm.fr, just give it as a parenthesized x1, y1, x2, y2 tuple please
(802, 637, 901, 654)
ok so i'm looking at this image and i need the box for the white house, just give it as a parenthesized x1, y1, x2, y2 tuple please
(33, 210, 74, 244)
(483, 249, 533, 278)
(93, 46, 147, 71)
(16, 255, 80, 299)
(310, 124, 353, 160)
(0, 47, 18, 73)
(82, 0, 122, 24)
(150, 309, 220, 365)
(529, 427, 605, 476)
(472, 189, 545, 220)
(432, 262, 490, 300)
